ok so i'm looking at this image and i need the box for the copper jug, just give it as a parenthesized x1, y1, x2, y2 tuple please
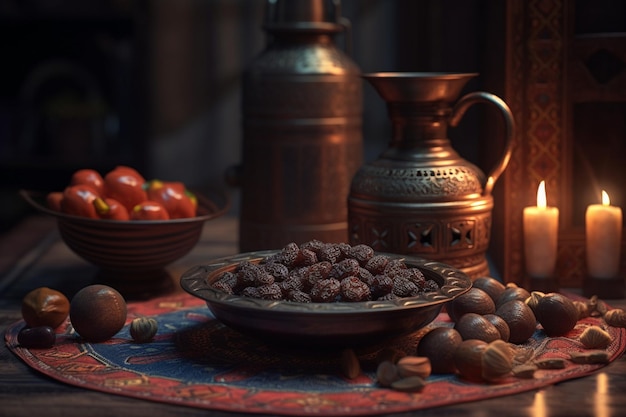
(238, 0, 362, 252)
(348, 73, 514, 279)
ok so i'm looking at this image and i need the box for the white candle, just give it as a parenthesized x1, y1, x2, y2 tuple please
(586, 190, 622, 278)
(523, 181, 559, 278)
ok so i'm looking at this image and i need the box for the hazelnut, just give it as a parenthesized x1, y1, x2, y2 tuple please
(579, 326, 612, 349)
(130, 317, 158, 343)
(604, 309, 626, 328)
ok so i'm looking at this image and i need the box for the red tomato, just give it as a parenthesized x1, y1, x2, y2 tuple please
(145, 180, 197, 219)
(70, 169, 104, 194)
(103, 166, 147, 211)
(130, 201, 170, 220)
(60, 185, 100, 218)
(46, 192, 63, 212)
(93, 197, 130, 220)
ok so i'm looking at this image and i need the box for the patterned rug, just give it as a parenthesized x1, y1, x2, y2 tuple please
(5, 293, 626, 416)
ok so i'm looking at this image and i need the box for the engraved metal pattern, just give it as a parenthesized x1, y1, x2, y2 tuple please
(350, 165, 484, 200)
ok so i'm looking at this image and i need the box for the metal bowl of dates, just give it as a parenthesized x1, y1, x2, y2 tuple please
(180, 250, 472, 348)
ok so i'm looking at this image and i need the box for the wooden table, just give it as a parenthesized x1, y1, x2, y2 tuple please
(2, 214, 626, 417)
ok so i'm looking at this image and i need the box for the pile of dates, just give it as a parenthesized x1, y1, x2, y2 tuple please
(46, 166, 197, 220)
(211, 241, 440, 303)
(366, 278, 626, 392)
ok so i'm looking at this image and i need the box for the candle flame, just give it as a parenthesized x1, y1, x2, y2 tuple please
(602, 190, 611, 206)
(537, 181, 547, 208)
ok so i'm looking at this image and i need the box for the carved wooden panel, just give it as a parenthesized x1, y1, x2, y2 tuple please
(492, 0, 626, 287)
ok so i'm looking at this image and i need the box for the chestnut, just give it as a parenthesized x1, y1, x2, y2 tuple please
(417, 327, 462, 374)
(533, 292, 579, 336)
(454, 339, 488, 382)
(484, 313, 510, 342)
(495, 299, 537, 344)
(496, 283, 531, 309)
(454, 313, 501, 343)
(472, 276, 506, 304)
(447, 287, 495, 322)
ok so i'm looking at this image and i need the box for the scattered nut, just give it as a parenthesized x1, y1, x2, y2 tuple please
(130, 317, 158, 343)
(340, 348, 361, 379)
(534, 358, 567, 369)
(573, 300, 591, 320)
(376, 361, 400, 387)
(17, 326, 56, 349)
(533, 293, 579, 336)
(604, 309, 626, 328)
(569, 350, 610, 364)
(390, 376, 426, 392)
(416, 327, 462, 374)
(587, 295, 608, 317)
(579, 326, 612, 349)
(397, 356, 431, 379)
(454, 313, 501, 343)
(524, 291, 545, 312)
(481, 340, 514, 381)
(454, 339, 489, 381)
(511, 345, 535, 366)
(21, 287, 70, 329)
(512, 364, 537, 379)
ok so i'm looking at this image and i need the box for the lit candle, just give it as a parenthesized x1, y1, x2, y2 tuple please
(523, 181, 559, 278)
(586, 190, 622, 278)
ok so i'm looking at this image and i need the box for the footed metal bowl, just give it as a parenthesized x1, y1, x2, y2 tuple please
(180, 251, 472, 348)
(21, 189, 230, 297)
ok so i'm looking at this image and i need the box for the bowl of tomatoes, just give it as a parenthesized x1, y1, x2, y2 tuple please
(21, 166, 230, 297)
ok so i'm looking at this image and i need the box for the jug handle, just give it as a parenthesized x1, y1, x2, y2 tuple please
(449, 91, 515, 197)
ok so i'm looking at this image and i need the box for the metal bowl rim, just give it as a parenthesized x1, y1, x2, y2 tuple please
(180, 250, 472, 315)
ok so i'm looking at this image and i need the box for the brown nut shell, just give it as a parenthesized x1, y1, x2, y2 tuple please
(534, 292, 579, 336)
(70, 284, 127, 342)
(481, 340, 514, 381)
(454, 313, 501, 343)
(496, 284, 531, 309)
(417, 327, 462, 374)
(21, 287, 70, 329)
(579, 326, 612, 349)
(495, 299, 537, 344)
(472, 277, 506, 303)
(484, 313, 511, 342)
(604, 309, 626, 328)
(454, 339, 488, 382)
(447, 287, 495, 322)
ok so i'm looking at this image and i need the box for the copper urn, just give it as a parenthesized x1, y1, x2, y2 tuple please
(348, 73, 514, 279)
(238, 0, 363, 252)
